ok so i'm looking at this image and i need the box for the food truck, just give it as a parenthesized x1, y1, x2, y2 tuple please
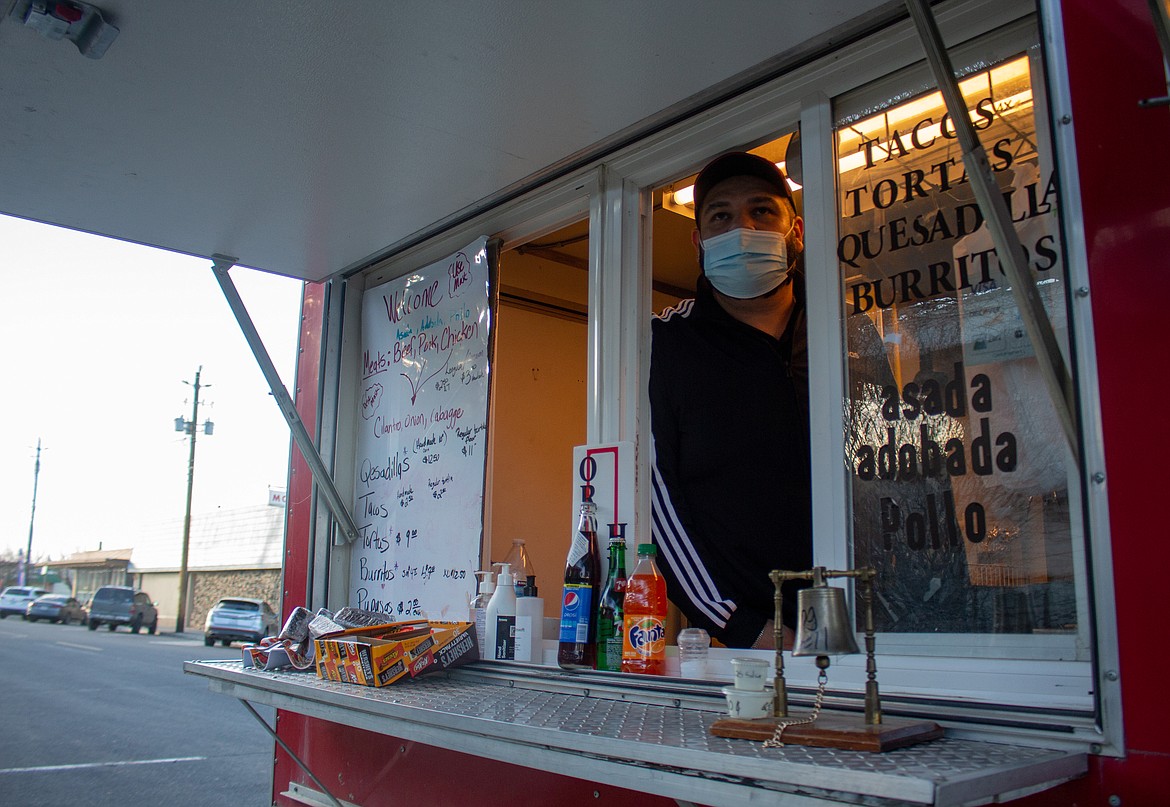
(2, 0, 1167, 803)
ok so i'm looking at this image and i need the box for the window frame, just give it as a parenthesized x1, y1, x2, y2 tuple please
(613, 0, 1115, 750)
(820, 31, 1087, 645)
(321, 0, 1118, 754)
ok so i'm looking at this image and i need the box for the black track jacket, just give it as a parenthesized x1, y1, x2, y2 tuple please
(649, 274, 812, 647)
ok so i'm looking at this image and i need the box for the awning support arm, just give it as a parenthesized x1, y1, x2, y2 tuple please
(904, 0, 1079, 464)
(211, 255, 360, 544)
(238, 699, 345, 807)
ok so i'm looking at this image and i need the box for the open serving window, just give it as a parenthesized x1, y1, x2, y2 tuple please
(188, 1, 1112, 803)
(322, 0, 1106, 745)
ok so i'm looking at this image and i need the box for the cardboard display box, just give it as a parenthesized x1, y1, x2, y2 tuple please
(314, 621, 478, 687)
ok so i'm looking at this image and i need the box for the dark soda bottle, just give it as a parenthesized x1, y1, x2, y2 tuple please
(622, 543, 667, 675)
(595, 531, 627, 672)
(557, 493, 600, 669)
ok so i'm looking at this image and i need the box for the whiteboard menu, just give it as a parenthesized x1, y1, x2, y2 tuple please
(351, 236, 492, 620)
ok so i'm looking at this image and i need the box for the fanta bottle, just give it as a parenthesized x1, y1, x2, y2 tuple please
(622, 543, 667, 675)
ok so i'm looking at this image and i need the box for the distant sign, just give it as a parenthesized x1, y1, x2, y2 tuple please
(268, 488, 287, 507)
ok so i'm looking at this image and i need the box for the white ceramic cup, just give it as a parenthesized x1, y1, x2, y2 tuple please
(723, 686, 774, 719)
(730, 657, 769, 691)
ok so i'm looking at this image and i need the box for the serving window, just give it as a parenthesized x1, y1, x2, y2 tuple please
(485, 221, 590, 609)
(178, 5, 1112, 804)
(326, 0, 1108, 750)
(629, 16, 1099, 724)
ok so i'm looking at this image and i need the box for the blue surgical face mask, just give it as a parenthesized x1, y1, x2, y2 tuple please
(701, 226, 794, 299)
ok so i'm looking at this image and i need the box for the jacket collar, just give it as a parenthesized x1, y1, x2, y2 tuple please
(693, 259, 806, 340)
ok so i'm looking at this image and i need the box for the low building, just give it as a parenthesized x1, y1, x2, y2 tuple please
(45, 548, 132, 604)
(48, 503, 284, 632)
(130, 503, 284, 632)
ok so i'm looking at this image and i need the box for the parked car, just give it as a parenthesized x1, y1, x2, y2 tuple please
(204, 597, 278, 646)
(0, 586, 48, 618)
(87, 585, 158, 633)
(26, 594, 87, 624)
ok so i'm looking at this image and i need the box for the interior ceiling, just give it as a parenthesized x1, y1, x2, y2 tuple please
(0, 0, 892, 283)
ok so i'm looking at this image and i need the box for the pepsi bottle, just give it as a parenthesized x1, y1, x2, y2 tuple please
(557, 490, 600, 669)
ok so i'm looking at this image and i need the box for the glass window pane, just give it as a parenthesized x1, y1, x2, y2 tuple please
(836, 54, 1080, 656)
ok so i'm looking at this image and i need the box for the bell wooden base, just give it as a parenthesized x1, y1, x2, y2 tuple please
(709, 712, 943, 752)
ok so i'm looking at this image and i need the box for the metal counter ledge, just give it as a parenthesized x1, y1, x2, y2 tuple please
(184, 659, 1085, 807)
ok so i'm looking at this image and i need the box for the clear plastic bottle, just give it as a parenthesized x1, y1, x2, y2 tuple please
(621, 543, 667, 676)
(503, 539, 535, 596)
(470, 570, 495, 655)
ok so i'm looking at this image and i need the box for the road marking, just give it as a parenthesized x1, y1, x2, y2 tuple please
(151, 639, 205, 646)
(0, 756, 207, 775)
(55, 641, 102, 652)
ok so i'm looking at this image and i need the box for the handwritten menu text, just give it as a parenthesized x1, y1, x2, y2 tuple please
(350, 237, 491, 620)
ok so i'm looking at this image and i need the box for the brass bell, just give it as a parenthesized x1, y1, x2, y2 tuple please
(766, 566, 884, 729)
(792, 569, 860, 657)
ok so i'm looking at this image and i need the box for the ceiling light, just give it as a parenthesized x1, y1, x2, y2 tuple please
(11, 0, 119, 59)
(664, 161, 801, 220)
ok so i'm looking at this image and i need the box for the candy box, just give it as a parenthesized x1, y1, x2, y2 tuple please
(314, 620, 478, 687)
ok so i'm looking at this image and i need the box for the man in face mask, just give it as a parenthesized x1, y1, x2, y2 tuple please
(649, 152, 812, 650)
(693, 153, 804, 337)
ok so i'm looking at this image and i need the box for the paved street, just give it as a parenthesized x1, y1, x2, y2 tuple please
(0, 617, 275, 806)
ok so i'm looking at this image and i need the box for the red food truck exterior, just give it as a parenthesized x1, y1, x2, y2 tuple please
(3, 0, 1168, 804)
(264, 2, 1169, 804)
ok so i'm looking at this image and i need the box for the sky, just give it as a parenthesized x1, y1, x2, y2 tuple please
(0, 214, 304, 564)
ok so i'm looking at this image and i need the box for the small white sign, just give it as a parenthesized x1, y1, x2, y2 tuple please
(572, 441, 635, 557)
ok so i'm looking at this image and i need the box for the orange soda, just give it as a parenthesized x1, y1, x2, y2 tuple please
(621, 543, 667, 675)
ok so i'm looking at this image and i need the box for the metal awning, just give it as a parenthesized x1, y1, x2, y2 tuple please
(0, 0, 900, 283)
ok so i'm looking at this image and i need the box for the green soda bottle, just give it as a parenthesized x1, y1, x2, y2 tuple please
(595, 531, 627, 672)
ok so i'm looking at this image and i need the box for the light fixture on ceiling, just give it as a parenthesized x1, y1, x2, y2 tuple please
(11, 0, 119, 59)
(665, 56, 1031, 220)
(664, 161, 803, 220)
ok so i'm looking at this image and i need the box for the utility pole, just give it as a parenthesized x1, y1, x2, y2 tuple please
(21, 439, 42, 587)
(175, 368, 212, 634)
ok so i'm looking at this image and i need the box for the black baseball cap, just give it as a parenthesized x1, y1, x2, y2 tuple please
(693, 152, 794, 217)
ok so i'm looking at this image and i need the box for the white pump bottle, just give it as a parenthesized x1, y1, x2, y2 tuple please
(484, 563, 517, 660)
(470, 570, 495, 654)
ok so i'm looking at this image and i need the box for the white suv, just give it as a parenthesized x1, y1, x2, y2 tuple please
(0, 586, 48, 619)
(204, 598, 278, 646)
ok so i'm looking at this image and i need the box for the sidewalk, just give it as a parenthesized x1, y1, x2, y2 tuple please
(152, 630, 205, 642)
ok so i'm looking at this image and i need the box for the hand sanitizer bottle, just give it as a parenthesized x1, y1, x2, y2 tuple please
(485, 563, 517, 660)
(470, 570, 495, 655)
